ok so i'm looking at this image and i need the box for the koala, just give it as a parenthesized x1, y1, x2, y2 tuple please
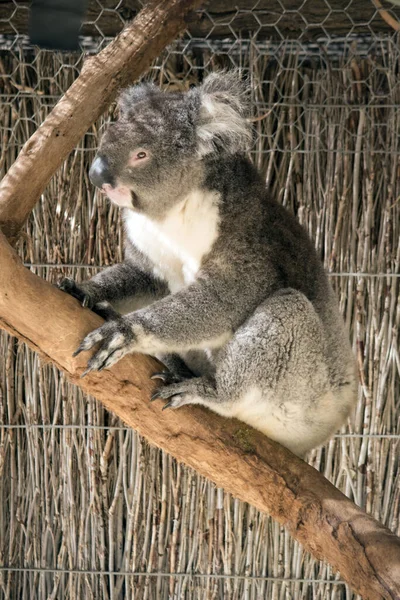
(60, 71, 357, 457)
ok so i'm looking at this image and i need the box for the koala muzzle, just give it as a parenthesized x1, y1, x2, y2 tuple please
(89, 156, 114, 189)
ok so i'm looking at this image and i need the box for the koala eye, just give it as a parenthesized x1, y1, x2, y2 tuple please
(128, 150, 149, 167)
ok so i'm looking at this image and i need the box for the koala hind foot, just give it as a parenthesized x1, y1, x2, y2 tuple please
(151, 353, 196, 386)
(151, 377, 217, 411)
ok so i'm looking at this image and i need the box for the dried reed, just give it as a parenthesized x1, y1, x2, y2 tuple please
(0, 37, 399, 599)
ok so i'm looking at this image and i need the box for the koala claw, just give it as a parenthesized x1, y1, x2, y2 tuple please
(75, 319, 136, 375)
(150, 382, 195, 410)
(150, 389, 162, 401)
(73, 328, 104, 357)
(150, 372, 170, 383)
(162, 395, 184, 410)
(150, 371, 192, 406)
(150, 371, 184, 386)
(58, 277, 94, 309)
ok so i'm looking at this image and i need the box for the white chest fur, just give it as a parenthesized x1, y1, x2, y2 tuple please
(124, 190, 220, 293)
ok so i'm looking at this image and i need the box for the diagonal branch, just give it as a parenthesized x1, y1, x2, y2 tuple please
(0, 0, 205, 242)
(0, 230, 399, 599)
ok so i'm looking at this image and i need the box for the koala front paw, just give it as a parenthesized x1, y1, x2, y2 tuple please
(74, 318, 137, 375)
(58, 279, 120, 321)
(58, 277, 95, 309)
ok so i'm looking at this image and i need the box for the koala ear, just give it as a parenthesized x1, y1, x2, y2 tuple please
(118, 82, 158, 118)
(195, 70, 252, 157)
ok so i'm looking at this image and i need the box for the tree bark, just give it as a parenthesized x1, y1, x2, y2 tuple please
(0, 0, 398, 40)
(0, 232, 399, 599)
(0, 0, 205, 242)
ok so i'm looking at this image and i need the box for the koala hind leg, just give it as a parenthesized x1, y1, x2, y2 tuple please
(154, 289, 354, 457)
(215, 289, 354, 456)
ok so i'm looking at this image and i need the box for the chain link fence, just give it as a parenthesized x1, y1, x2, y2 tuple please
(0, 1, 399, 599)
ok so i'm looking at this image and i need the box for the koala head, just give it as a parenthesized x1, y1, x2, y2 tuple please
(89, 71, 252, 218)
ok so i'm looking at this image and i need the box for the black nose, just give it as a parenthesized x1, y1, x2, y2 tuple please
(89, 156, 113, 188)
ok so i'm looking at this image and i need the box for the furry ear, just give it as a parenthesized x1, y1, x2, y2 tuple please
(195, 71, 252, 157)
(118, 82, 158, 118)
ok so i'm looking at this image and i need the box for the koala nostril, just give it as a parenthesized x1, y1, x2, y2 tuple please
(89, 156, 113, 188)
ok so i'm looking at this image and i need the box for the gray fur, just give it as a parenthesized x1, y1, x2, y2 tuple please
(62, 71, 357, 457)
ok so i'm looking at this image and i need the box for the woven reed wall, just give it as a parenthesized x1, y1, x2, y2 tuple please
(0, 24, 399, 600)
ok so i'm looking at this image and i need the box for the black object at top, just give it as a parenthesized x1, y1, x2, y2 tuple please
(29, 0, 88, 51)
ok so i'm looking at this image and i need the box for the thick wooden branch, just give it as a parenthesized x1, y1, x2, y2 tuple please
(0, 233, 399, 599)
(0, 0, 205, 242)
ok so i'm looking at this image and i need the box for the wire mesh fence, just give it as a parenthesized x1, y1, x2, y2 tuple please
(0, 1, 399, 599)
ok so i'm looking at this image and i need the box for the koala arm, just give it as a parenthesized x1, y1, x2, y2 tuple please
(131, 276, 236, 352)
(129, 237, 278, 353)
(76, 261, 167, 305)
(60, 241, 168, 310)
(75, 260, 278, 374)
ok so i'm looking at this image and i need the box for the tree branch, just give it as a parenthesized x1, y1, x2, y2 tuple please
(0, 0, 205, 242)
(0, 231, 399, 599)
(372, 0, 400, 31)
